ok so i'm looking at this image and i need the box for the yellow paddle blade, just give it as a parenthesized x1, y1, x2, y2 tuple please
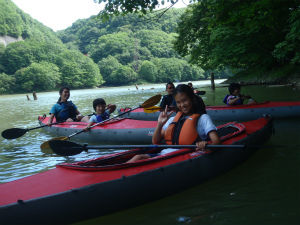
(40, 136, 68, 150)
(141, 95, 161, 108)
(143, 106, 162, 113)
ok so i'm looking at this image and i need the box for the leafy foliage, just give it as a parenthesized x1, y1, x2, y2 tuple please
(57, 7, 213, 85)
(0, 0, 105, 93)
(110, 65, 137, 85)
(174, 0, 300, 70)
(55, 50, 104, 88)
(139, 60, 158, 82)
(0, 0, 233, 94)
(15, 62, 61, 91)
(97, 55, 122, 84)
(0, 72, 15, 93)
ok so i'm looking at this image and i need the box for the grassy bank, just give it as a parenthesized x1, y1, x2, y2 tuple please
(222, 65, 300, 86)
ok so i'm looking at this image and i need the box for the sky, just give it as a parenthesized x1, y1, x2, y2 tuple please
(11, 0, 189, 32)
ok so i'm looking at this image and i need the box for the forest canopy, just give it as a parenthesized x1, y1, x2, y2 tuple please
(96, 0, 300, 72)
(0, 0, 104, 94)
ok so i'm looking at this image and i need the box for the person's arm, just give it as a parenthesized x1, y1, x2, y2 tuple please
(195, 130, 221, 151)
(75, 109, 83, 120)
(227, 96, 245, 105)
(83, 121, 94, 132)
(107, 104, 116, 113)
(152, 106, 175, 144)
(47, 114, 55, 127)
(152, 123, 165, 144)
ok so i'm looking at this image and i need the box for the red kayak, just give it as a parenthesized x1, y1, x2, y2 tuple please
(0, 115, 273, 224)
(38, 116, 157, 144)
(118, 101, 300, 121)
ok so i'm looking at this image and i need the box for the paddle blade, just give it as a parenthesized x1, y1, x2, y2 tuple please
(1, 128, 28, 139)
(40, 136, 69, 150)
(49, 140, 84, 156)
(141, 95, 161, 108)
(143, 106, 162, 113)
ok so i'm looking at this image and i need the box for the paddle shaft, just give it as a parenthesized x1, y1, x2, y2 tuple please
(72, 144, 246, 150)
(35, 113, 96, 131)
(29, 121, 66, 131)
(68, 105, 141, 139)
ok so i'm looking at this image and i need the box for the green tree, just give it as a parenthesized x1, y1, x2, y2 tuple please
(110, 65, 137, 85)
(14, 62, 61, 91)
(98, 55, 122, 84)
(156, 58, 183, 83)
(174, 0, 300, 70)
(95, 0, 177, 21)
(89, 32, 135, 63)
(0, 72, 16, 94)
(139, 60, 158, 82)
(1, 39, 66, 74)
(56, 50, 103, 88)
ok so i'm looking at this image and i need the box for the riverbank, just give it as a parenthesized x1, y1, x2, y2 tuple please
(221, 65, 300, 87)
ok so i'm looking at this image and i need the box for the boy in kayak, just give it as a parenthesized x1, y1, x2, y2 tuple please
(224, 83, 257, 105)
(47, 87, 89, 126)
(84, 98, 116, 132)
(127, 84, 221, 163)
(160, 82, 177, 109)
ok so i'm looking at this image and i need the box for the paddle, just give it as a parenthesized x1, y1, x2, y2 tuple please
(143, 106, 175, 113)
(48, 139, 255, 156)
(1, 113, 95, 140)
(49, 140, 299, 156)
(40, 95, 162, 149)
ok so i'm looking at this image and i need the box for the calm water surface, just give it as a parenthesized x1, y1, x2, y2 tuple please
(0, 80, 299, 225)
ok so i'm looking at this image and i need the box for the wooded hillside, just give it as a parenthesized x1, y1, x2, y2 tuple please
(0, 0, 230, 94)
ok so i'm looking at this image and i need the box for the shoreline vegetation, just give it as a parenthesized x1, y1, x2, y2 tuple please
(221, 65, 300, 87)
(1, 68, 299, 98)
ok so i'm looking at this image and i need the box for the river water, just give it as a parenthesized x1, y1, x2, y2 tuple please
(0, 80, 299, 225)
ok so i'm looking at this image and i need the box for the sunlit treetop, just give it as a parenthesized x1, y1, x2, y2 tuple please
(95, 0, 189, 21)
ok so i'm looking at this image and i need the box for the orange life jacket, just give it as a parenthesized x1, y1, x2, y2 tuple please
(164, 112, 201, 145)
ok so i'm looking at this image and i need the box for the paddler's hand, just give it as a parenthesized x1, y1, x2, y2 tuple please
(158, 105, 175, 125)
(83, 127, 90, 132)
(196, 141, 208, 151)
(77, 113, 83, 120)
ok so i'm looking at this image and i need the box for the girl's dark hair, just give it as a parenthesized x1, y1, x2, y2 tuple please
(173, 84, 207, 115)
(93, 98, 106, 111)
(228, 83, 241, 95)
(58, 87, 70, 102)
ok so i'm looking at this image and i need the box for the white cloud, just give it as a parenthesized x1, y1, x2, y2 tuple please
(11, 0, 104, 31)
(11, 0, 188, 31)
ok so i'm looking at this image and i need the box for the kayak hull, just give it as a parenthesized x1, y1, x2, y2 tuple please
(118, 101, 300, 121)
(0, 116, 273, 224)
(38, 117, 157, 144)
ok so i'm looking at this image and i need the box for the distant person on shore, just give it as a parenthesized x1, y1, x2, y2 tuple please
(223, 83, 257, 105)
(160, 82, 177, 109)
(84, 98, 116, 132)
(47, 87, 89, 126)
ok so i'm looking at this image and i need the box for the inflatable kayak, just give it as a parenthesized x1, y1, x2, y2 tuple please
(38, 116, 157, 144)
(118, 101, 300, 121)
(0, 115, 273, 225)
